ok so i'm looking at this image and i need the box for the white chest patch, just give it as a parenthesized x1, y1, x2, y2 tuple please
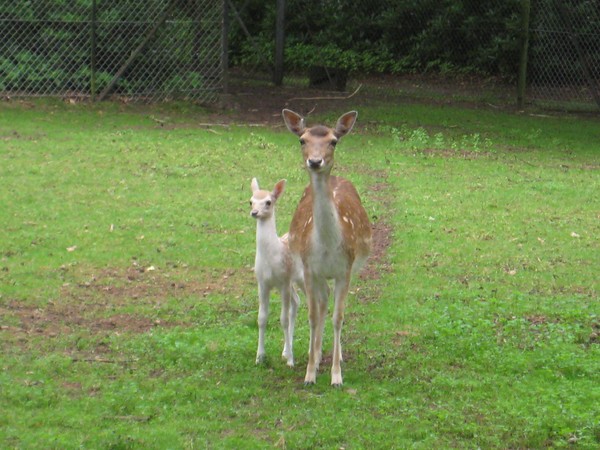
(307, 208, 346, 279)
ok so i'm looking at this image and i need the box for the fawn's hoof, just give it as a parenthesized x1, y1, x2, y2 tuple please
(282, 351, 294, 367)
(255, 354, 266, 365)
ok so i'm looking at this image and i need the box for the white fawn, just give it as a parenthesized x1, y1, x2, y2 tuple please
(250, 177, 302, 367)
(282, 109, 372, 386)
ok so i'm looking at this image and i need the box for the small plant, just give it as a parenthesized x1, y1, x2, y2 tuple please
(239, 132, 276, 151)
(390, 125, 495, 155)
(433, 132, 445, 149)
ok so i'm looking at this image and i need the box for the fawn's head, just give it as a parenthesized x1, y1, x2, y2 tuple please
(282, 110, 357, 174)
(250, 178, 286, 220)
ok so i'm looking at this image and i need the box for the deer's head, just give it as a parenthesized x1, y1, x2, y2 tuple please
(250, 178, 286, 220)
(282, 110, 357, 174)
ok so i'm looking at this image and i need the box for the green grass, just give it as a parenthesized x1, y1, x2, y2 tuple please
(1, 98, 599, 449)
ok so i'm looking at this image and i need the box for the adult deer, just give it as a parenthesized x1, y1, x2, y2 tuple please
(282, 109, 372, 386)
(250, 178, 302, 367)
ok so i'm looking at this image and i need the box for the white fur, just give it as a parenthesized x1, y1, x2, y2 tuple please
(251, 178, 303, 367)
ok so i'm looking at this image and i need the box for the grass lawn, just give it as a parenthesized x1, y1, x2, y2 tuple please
(1, 98, 599, 449)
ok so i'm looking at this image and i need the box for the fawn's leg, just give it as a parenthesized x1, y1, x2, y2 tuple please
(256, 282, 270, 364)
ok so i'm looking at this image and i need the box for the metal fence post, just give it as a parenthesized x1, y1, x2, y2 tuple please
(222, 0, 229, 95)
(517, 0, 530, 109)
(90, 0, 97, 100)
(274, 0, 285, 86)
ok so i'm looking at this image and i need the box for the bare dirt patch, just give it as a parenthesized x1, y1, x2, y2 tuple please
(361, 221, 393, 281)
(360, 174, 394, 281)
(1, 266, 253, 344)
(211, 72, 525, 128)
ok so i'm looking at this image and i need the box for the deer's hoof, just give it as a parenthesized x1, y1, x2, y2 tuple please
(331, 373, 343, 387)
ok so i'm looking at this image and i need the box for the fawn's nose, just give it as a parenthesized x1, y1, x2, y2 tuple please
(251, 210, 259, 218)
(308, 158, 323, 169)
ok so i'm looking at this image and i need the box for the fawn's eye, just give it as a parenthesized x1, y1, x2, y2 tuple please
(266, 200, 272, 206)
(299, 138, 306, 145)
(249, 201, 252, 206)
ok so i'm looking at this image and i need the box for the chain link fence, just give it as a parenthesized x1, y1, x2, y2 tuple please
(227, 0, 600, 111)
(529, 0, 600, 108)
(0, 0, 223, 102)
(2, 1, 599, 110)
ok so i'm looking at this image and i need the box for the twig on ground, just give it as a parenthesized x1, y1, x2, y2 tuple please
(287, 84, 362, 102)
(71, 357, 136, 364)
(113, 416, 152, 422)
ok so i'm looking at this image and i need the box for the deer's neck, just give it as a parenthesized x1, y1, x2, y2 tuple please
(310, 173, 341, 246)
(256, 215, 281, 254)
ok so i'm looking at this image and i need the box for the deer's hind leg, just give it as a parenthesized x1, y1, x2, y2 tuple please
(280, 282, 295, 367)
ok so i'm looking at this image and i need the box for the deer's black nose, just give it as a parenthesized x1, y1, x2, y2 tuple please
(251, 210, 259, 218)
(308, 158, 322, 168)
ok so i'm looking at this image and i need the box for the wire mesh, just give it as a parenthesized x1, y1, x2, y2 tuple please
(0, 0, 223, 102)
(529, 0, 600, 107)
(226, 0, 599, 111)
(1, 1, 599, 109)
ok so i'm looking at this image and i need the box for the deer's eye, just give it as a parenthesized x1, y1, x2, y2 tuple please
(266, 200, 272, 206)
(299, 138, 306, 145)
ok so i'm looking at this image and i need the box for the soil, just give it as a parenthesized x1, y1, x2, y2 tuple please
(0, 267, 251, 342)
(217, 72, 518, 125)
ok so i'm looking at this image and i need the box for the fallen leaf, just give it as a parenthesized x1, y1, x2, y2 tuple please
(570, 232, 580, 238)
(66, 245, 77, 252)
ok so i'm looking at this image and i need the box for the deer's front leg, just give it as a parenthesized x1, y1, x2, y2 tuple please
(304, 299, 318, 384)
(256, 282, 270, 364)
(314, 284, 329, 370)
(331, 274, 350, 386)
(304, 275, 328, 385)
(304, 272, 319, 384)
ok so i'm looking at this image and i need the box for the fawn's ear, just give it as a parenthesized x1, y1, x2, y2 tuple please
(251, 177, 259, 193)
(272, 179, 286, 200)
(282, 109, 305, 136)
(334, 111, 358, 138)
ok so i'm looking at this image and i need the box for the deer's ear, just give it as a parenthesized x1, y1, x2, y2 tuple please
(282, 109, 305, 136)
(272, 179, 286, 200)
(334, 111, 358, 138)
(251, 177, 259, 193)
